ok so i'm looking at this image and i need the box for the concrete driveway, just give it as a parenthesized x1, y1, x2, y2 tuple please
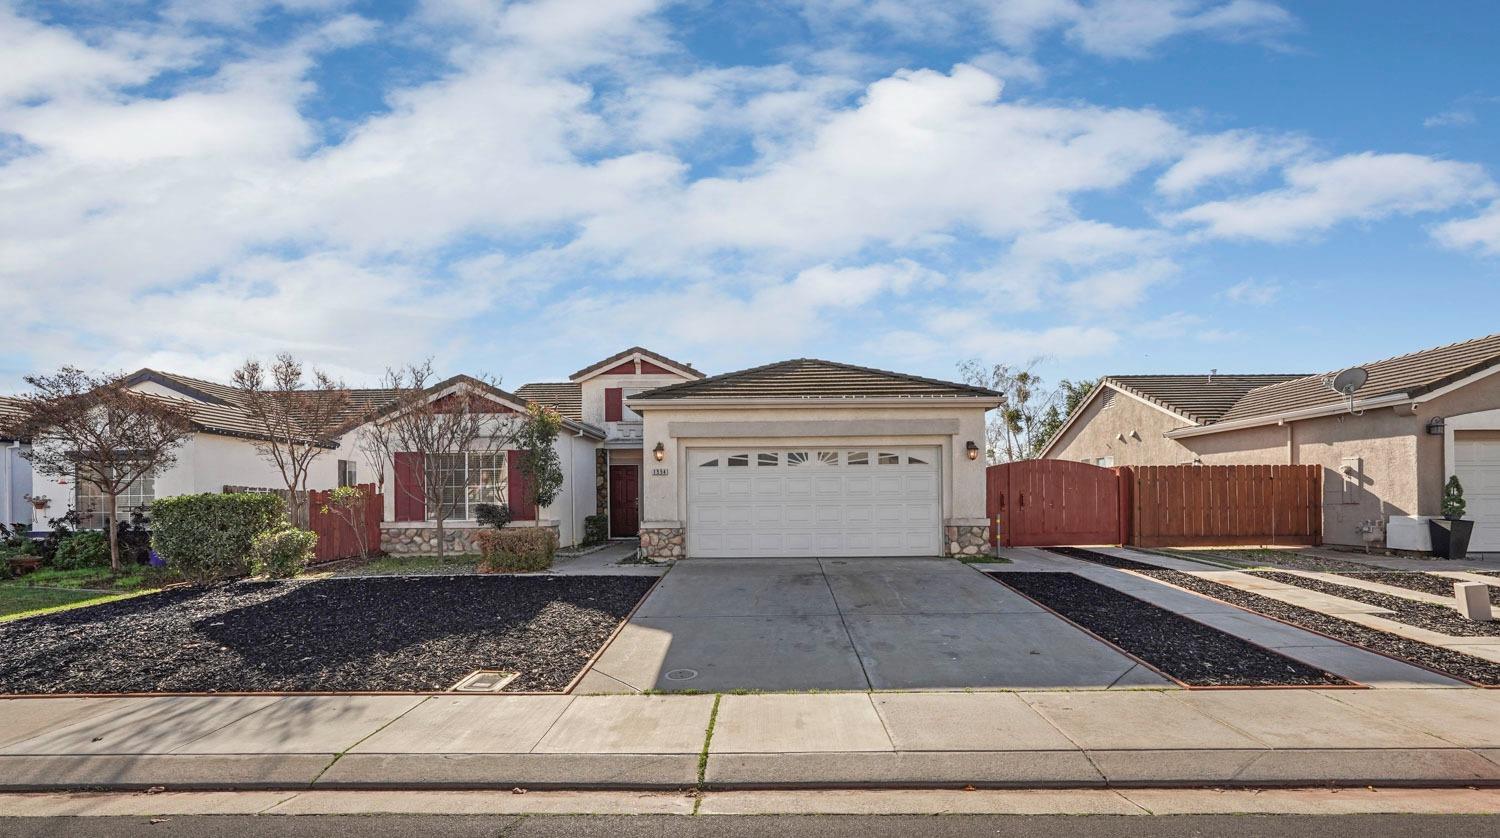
(576, 557, 1167, 693)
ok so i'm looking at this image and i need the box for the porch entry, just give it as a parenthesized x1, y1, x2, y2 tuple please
(609, 464, 640, 537)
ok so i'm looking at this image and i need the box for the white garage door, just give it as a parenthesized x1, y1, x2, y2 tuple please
(687, 446, 941, 557)
(1455, 433, 1500, 552)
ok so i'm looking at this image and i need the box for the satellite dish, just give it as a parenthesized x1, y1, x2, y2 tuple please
(1325, 367, 1369, 415)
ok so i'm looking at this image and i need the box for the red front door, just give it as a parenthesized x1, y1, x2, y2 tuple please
(609, 465, 640, 537)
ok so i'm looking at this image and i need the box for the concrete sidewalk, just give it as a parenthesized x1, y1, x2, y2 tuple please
(4, 688, 1500, 791)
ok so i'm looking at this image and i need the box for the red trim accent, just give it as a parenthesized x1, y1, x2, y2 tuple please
(599, 361, 638, 376)
(393, 452, 425, 522)
(604, 388, 623, 422)
(636, 360, 674, 375)
(508, 450, 535, 520)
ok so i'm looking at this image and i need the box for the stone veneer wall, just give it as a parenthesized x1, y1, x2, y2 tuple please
(383, 524, 560, 556)
(945, 525, 991, 558)
(639, 526, 685, 560)
(595, 450, 608, 515)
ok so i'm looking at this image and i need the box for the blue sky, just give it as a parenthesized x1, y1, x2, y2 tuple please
(1, 0, 1497, 394)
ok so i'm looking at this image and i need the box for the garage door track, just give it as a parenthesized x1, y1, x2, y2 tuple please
(576, 558, 1166, 693)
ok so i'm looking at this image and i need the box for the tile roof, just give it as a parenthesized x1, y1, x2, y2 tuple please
(1217, 332, 1500, 423)
(569, 347, 704, 381)
(516, 382, 583, 421)
(629, 358, 1002, 401)
(1103, 374, 1309, 424)
(0, 395, 26, 441)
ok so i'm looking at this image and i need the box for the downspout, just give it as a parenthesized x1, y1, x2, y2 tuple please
(1, 442, 11, 528)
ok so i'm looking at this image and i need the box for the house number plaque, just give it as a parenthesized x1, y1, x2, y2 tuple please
(651, 468, 669, 477)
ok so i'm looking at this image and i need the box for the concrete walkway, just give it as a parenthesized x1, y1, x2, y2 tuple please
(578, 557, 1166, 693)
(4, 689, 1500, 791)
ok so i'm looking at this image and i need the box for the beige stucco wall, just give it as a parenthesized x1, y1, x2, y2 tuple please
(1047, 387, 1193, 465)
(635, 402, 992, 537)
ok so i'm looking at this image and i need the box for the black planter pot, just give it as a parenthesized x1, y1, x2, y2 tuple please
(1429, 518, 1475, 560)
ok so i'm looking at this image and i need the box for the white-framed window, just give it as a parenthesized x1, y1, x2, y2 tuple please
(1095, 456, 1115, 467)
(337, 459, 358, 487)
(427, 452, 507, 520)
(75, 471, 155, 530)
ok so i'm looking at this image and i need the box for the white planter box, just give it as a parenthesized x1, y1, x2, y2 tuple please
(1386, 516, 1433, 552)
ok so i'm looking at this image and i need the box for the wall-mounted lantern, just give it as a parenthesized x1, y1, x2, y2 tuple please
(965, 440, 980, 461)
(653, 442, 666, 461)
(1425, 417, 1446, 436)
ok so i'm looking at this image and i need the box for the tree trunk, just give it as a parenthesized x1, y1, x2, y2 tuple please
(434, 513, 446, 559)
(105, 494, 121, 574)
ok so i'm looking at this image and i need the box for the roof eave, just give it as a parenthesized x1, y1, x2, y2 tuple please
(1165, 392, 1415, 439)
(625, 395, 1003, 410)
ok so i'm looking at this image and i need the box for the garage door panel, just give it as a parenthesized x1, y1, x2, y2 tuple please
(1456, 437, 1500, 552)
(689, 445, 941, 557)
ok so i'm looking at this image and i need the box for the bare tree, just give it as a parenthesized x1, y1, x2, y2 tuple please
(353, 413, 394, 495)
(232, 354, 351, 527)
(366, 361, 530, 559)
(958, 357, 1065, 462)
(2, 368, 195, 573)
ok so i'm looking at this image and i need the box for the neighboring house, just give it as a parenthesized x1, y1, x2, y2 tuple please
(1041, 333, 1500, 553)
(0, 396, 31, 531)
(626, 358, 1001, 559)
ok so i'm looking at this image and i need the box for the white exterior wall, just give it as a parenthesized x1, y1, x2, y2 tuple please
(581, 372, 690, 443)
(3, 442, 31, 530)
(635, 402, 992, 533)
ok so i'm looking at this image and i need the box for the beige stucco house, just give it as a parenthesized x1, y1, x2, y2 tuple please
(1041, 333, 1500, 553)
(625, 359, 1000, 559)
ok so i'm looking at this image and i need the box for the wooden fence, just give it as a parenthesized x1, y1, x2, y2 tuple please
(307, 483, 383, 563)
(1126, 464, 1321, 548)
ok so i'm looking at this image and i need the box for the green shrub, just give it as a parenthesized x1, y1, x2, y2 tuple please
(582, 513, 609, 546)
(475, 527, 557, 573)
(152, 493, 286, 584)
(1442, 475, 1466, 519)
(250, 527, 318, 579)
(53, 531, 111, 570)
(474, 502, 513, 530)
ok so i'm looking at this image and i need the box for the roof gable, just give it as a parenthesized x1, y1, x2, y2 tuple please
(1213, 333, 1500, 424)
(569, 347, 703, 382)
(629, 358, 1001, 402)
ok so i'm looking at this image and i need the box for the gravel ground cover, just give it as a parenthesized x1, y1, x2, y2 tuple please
(1252, 571, 1500, 637)
(0, 575, 654, 694)
(1332, 571, 1500, 605)
(1162, 548, 1374, 572)
(1045, 548, 1500, 685)
(993, 572, 1347, 687)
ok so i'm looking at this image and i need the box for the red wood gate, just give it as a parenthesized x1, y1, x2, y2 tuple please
(307, 483, 383, 563)
(1128, 464, 1321, 547)
(987, 460, 1125, 548)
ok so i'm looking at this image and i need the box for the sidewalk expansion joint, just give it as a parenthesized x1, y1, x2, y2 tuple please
(696, 693, 722, 791)
(309, 695, 433, 786)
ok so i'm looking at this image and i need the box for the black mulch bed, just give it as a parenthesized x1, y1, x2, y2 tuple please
(1045, 547, 1500, 686)
(1251, 571, 1500, 637)
(1332, 571, 1500, 606)
(0, 576, 655, 694)
(992, 572, 1347, 687)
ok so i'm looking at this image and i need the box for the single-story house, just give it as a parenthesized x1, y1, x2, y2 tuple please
(13, 347, 1002, 559)
(0, 396, 31, 531)
(1040, 332, 1500, 553)
(624, 358, 1000, 559)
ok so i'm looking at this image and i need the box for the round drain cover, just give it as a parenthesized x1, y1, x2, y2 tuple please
(664, 668, 699, 681)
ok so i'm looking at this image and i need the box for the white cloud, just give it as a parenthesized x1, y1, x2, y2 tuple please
(1434, 203, 1500, 256)
(1155, 130, 1305, 197)
(1425, 109, 1476, 129)
(1223, 278, 1280, 305)
(1065, 0, 1294, 59)
(1168, 152, 1498, 241)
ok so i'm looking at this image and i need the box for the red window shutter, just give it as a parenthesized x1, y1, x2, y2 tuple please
(393, 452, 425, 522)
(604, 387, 623, 422)
(508, 450, 535, 521)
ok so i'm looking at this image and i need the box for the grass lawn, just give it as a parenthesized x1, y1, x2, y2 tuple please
(0, 566, 170, 622)
(323, 553, 482, 577)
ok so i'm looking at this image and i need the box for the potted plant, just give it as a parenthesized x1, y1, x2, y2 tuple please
(1429, 475, 1475, 560)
